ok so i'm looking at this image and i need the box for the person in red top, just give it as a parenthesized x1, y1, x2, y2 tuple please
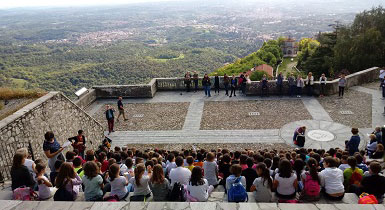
(68, 130, 87, 159)
(97, 152, 109, 173)
(293, 126, 306, 146)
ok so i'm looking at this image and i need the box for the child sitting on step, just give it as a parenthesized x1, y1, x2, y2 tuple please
(36, 162, 54, 200)
(187, 166, 214, 202)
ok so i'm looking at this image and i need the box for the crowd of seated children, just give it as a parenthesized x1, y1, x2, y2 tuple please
(10, 136, 385, 203)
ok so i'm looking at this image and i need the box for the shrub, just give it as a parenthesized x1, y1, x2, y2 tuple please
(250, 71, 273, 81)
(0, 88, 46, 100)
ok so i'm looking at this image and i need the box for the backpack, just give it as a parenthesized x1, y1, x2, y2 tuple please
(358, 193, 378, 204)
(228, 177, 248, 202)
(238, 78, 243, 85)
(13, 186, 38, 201)
(168, 182, 185, 201)
(296, 135, 305, 147)
(77, 168, 83, 174)
(349, 169, 363, 186)
(103, 194, 120, 202)
(304, 173, 320, 197)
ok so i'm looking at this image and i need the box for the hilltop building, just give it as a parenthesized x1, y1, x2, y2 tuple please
(281, 37, 298, 57)
(245, 64, 274, 77)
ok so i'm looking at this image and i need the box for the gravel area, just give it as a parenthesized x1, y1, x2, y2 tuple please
(317, 90, 372, 128)
(123, 143, 291, 152)
(93, 102, 189, 131)
(361, 81, 382, 90)
(200, 100, 312, 130)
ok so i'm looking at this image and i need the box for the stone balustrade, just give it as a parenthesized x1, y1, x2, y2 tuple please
(74, 67, 381, 107)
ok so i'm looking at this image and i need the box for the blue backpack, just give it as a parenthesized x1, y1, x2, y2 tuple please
(228, 177, 248, 202)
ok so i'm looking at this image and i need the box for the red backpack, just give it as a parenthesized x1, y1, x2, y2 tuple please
(349, 169, 362, 186)
(304, 173, 320, 197)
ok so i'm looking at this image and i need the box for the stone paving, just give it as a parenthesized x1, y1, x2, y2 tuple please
(87, 84, 385, 149)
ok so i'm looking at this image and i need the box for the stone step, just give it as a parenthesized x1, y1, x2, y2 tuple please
(0, 189, 363, 205)
(2, 198, 385, 210)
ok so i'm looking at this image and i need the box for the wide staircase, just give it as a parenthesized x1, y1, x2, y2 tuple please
(0, 186, 382, 210)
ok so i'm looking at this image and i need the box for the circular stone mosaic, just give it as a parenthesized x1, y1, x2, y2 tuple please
(307, 130, 335, 142)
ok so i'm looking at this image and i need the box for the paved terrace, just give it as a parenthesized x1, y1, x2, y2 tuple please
(86, 84, 385, 150)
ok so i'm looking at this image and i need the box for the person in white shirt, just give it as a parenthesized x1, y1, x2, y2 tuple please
(166, 154, 177, 176)
(319, 157, 345, 200)
(296, 76, 304, 98)
(273, 159, 298, 199)
(35, 162, 54, 200)
(17, 148, 35, 178)
(306, 72, 314, 96)
(169, 156, 192, 186)
(109, 163, 129, 200)
(187, 166, 214, 202)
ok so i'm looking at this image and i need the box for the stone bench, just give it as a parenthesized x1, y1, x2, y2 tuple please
(2, 200, 385, 210)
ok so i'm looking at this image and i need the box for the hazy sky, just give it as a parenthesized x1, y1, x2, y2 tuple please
(0, 0, 178, 9)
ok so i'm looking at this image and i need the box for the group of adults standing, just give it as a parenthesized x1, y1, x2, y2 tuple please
(184, 71, 248, 97)
(184, 71, 348, 98)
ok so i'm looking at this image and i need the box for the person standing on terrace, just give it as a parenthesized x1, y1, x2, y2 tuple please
(296, 75, 304, 98)
(184, 71, 192, 92)
(305, 72, 314, 96)
(105, 105, 115, 135)
(288, 73, 296, 96)
(319, 73, 327, 97)
(229, 75, 237, 97)
(223, 73, 230, 96)
(193, 71, 199, 92)
(202, 74, 211, 97)
(276, 72, 283, 96)
(214, 73, 220, 95)
(338, 73, 346, 98)
(116, 96, 128, 122)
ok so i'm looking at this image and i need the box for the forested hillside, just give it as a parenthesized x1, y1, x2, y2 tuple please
(0, 0, 380, 96)
(211, 40, 283, 80)
(297, 6, 385, 78)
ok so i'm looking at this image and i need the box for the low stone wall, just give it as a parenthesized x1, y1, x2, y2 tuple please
(89, 67, 381, 98)
(74, 89, 97, 109)
(93, 79, 157, 99)
(0, 92, 104, 181)
(246, 67, 381, 96)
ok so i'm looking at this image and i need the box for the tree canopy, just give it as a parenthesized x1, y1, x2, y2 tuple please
(297, 6, 385, 78)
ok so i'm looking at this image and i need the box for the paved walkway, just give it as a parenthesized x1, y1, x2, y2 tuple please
(301, 97, 333, 121)
(182, 100, 204, 131)
(280, 120, 367, 150)
(106, 129, 283, 147)
(351, 86, 384, 128)
(87, 85, 383, 148)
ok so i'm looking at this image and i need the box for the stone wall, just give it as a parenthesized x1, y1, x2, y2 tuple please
(246, 67, 381, 96)
(0, 92, 104, 181)
(93, 78, 157, 99)
(87, 67, 381, 98)
(74, 89, 97, 109)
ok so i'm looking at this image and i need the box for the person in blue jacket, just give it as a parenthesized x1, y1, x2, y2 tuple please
(346, 128, 360, 156)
